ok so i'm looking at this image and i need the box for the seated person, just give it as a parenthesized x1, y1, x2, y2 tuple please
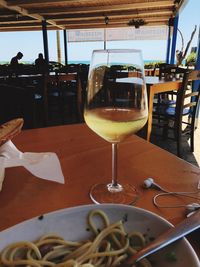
(35, 53, 48, 73)
(10, 52, 23, 67)
(10, 52, 23, 75)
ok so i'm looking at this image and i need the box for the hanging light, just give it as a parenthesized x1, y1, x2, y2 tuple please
(127, 19, 146, 29)
(104, 16, 109, 25)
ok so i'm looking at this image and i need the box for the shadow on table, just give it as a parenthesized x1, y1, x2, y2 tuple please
(137, 126, 199, 168)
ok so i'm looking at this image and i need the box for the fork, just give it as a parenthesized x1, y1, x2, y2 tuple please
(118, 210, 200, 267)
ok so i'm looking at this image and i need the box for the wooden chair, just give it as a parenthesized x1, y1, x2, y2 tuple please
(58, 63, 89, 122)
(78, 63, 89, 93)
(159, 63, 177, 79)
(56, 64, 80, 110)
(43, 74, 63, 125)
(157, 64, 187, 103)
(153, 70, 200, 157)
(145, 68, 156, 76)
(57, 73, 84, 123)
(43, 73, 84, 125)
(0, 83, 43, 129)
(158, 64, 187, 82)
(56, 64, 79, 75)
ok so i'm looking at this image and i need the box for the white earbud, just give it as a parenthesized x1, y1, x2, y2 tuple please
(143, 178, 165, 191)
(185, 203, 200, 217)
(186, 203, 200, 213)
(143, 178, 154, 188)
(143, 178, 200, 217)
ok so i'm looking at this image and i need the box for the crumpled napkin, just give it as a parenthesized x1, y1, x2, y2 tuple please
(0, 140, 65, 191)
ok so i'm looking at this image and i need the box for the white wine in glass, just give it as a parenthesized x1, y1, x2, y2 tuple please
(84, 49, 148, 204)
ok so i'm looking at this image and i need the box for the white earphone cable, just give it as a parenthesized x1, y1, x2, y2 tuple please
(144, 178, 200, 210)
(153, 191, 200, 208)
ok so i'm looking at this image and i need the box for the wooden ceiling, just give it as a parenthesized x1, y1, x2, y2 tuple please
(0, 0, 187, 32)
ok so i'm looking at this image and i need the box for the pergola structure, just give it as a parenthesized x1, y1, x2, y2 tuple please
(0, 0, 188, 31)
(0, 0, 199, 69)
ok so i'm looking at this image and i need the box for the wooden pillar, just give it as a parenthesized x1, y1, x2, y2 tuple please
(104, 16, 109, 50)
(166, 21, 171, 63)
(56, 30, 61, 64)
(170, 15, 179, 64)
(63, 30, 68, 65)
(104, 28, 106, 50)
(42, 20, 49, 64)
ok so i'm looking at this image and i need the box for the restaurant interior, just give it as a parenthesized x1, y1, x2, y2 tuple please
(0, 1, 200, 266)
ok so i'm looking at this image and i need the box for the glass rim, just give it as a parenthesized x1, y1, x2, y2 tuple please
(92, 49, 142, 54)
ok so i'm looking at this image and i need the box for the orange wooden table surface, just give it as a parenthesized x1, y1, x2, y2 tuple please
(0, 123, 200, 253)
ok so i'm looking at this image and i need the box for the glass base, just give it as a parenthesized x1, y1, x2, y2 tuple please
(89, 183, 138, 205)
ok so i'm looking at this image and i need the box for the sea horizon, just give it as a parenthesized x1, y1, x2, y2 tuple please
(0, 59, 163, 65)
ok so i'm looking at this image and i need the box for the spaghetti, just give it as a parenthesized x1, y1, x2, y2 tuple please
(0, 209, 152, 267)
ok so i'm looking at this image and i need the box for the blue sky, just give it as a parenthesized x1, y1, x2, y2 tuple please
(0, 0, 199, 63)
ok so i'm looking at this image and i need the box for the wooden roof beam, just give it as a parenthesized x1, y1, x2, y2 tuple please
(0, 9, 17, 16)
(63, 21, 167, 30)
(7, 0, 174, 8)
(0, 0, 64, 29)
(0, 21, 44, 27)
(0, 17, 35, 23)
(55, 15, 170, 25)
(0, 22, 167, 32)
(175, 0, 189, 15)
(59, 18, 168, 27)
(0, 25, 56, 31)
(53, 12, 172, 22)
(26, 2, 174, 15)
(6, 0, 77, 5)
(44, 10, 172, 20)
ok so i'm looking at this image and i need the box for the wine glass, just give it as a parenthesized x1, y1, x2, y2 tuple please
(84, 49, 148, 204)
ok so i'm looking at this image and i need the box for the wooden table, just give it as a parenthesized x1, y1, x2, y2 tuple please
(145, 76, 182, 141)
(114, 76, 182, 141)
(145, 69, 155, 76)
(0, 123, 200, 256)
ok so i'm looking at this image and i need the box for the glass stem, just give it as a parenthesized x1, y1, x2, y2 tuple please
(112, 143, 118, 186)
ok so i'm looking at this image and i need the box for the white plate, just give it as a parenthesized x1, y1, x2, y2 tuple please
(0, 204, 199, 266)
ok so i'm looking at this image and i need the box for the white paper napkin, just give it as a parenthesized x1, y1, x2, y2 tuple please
(0, 140, 65, 191)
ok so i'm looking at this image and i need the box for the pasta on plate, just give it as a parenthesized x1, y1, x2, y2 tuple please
(0, 209, 151, 267)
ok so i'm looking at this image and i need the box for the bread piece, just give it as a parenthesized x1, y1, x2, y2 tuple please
(0, 118, 24, 146)
(0, 167, 5, 191)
